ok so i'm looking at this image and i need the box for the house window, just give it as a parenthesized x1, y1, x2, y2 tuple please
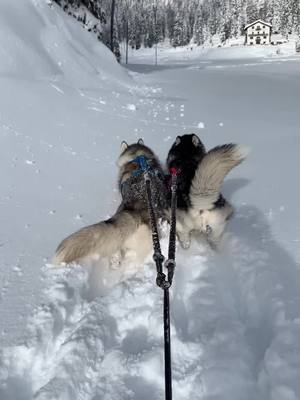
(256, 26, 261, 30)
(264, 36, 267, 39)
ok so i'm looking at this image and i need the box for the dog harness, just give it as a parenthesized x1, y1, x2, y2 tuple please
(120, 155, 168, 218)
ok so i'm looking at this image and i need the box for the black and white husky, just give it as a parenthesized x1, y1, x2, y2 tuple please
(167, 134, 248, 248)
(54, 139, 167, 266)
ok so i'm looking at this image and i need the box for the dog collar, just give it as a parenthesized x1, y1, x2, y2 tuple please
(169, 167, 179, 176)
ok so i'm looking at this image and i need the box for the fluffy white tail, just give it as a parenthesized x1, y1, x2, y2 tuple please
(190, 144, 249, 210)
(53, 210, 142, 264)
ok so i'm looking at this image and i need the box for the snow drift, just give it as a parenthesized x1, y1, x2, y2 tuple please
(0, 0, 128, 84)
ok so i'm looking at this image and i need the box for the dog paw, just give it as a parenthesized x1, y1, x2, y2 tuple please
(205, 224, 213, 235)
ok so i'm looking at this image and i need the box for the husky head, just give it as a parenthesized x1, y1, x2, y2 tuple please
(167, 133, 206, 170)
(117, 138, 162, 186)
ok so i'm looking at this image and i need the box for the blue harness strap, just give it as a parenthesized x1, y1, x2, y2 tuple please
(131, 155, 150, 177)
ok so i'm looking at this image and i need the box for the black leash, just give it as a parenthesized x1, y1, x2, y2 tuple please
(144, 166, 178, 400)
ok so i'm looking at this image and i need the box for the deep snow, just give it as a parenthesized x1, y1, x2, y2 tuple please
(1, 2, 300, 400)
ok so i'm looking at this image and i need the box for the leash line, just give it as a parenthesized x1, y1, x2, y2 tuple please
(144, 174, 168, 287)
(143, 166, 178, 400)
(164, 288, 172, 400)
(166, 170, 177, 285)
(133, 155, 177, 400)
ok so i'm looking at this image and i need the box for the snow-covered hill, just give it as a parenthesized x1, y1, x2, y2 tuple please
(0, 0, 141, 345)
(0, 0, 127, 83)
(1, 1, 300, 400)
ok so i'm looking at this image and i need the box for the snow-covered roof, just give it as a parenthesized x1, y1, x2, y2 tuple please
(244, 20, 272, 30)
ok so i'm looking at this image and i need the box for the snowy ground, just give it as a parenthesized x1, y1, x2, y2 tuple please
(1, 2, 300, 400)
(121, 38, 299, 66)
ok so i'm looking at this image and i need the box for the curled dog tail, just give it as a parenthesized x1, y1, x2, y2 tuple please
(53, 210, 143, 265)
(190, 144, 249, 210)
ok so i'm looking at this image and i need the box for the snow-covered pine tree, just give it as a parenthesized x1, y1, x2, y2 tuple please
(54, 0, 300, 55)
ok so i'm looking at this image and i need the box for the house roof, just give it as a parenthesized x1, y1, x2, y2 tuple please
(244, 20, 272, 30)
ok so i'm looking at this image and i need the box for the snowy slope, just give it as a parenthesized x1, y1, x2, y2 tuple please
(1, 2, 300, 400)
(0, 0, 127, 83)
(0, 0, 144, 344)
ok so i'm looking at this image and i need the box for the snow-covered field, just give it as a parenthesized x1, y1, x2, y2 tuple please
(122, 38, 299, 66)
(1, 1, 300, 399)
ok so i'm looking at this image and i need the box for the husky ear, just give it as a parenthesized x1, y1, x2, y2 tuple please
(192, 134, 201, 147)
(137, 138, 144, 145)
(121, 141, 128, 152)
(175, 136, 181, 146)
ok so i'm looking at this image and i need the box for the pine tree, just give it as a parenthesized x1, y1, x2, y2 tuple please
(54, 0, 300, 54)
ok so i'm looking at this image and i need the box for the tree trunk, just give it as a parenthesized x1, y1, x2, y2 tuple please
(126, 18, 129, 64)
(110, 0, 116, 53)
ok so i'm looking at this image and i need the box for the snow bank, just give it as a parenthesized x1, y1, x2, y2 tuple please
(0, 0, 128, 85)
(0, 0, 144, 347)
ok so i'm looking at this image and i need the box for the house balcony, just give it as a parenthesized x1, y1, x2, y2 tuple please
(247, 33, 268, 36)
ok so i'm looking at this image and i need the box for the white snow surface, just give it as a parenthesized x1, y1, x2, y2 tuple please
(122, 39, 298, 66)
(1, 2, 300, 400)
